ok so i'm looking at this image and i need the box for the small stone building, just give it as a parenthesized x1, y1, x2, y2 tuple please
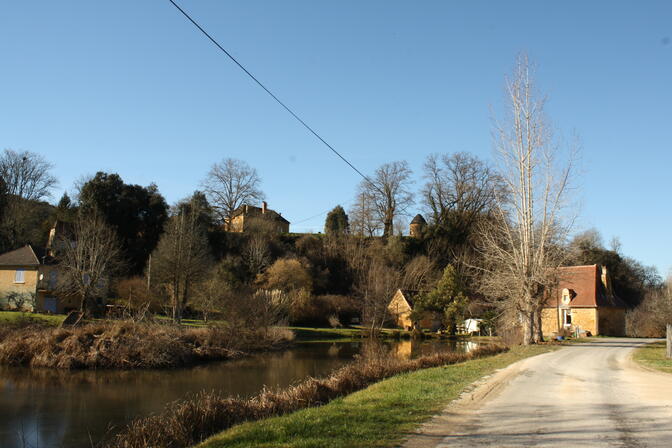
(541, 265, 627, 337)
(387, 289, 441, 331)
(226, 201, 290, 233)
(409, 214, 427, 238)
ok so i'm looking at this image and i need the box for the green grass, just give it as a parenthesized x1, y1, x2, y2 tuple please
(0, 310, 65, 326)
(633, 341, 672, 374)
(197, 345, 556, 448)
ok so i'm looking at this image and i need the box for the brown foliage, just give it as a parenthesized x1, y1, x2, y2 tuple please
(0, 320, 292, 370)
(105, 344, 507, 448)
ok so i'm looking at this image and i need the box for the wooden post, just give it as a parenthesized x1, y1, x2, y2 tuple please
(667, 324, 672, 359)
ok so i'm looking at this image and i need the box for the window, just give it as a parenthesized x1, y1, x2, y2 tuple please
(562, 309, 572, 327)
(14, 269, 25, 283)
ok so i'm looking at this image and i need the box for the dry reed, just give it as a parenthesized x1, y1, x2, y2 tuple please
(0, 320, 293, 369)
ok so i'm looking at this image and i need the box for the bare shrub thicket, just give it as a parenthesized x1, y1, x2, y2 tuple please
(626, 283, 672, 337)
(0, 320, 292, 370)
(105, 343, 507, 448)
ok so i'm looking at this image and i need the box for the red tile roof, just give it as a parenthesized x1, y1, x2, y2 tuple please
(545, 265, 627, 309)
(0, 245, 40, 267)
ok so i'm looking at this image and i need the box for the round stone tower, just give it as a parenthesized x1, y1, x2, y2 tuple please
(409, 214, 427, 238)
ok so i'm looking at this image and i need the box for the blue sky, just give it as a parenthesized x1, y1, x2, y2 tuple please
(1, 1, 670, 274)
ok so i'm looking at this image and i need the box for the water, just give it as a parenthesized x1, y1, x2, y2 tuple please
(0, 339, 476, 448)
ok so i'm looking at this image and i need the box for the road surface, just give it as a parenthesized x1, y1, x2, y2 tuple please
(405, 338, 672, 447)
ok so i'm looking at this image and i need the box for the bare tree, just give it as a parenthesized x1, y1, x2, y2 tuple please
(476, 54, 578, 345)
(151, 198, 212, 322)
(56, 211, 122, 315)
(349, 190, 381, 237)
(202, 158, 264, 229)
(422, 152, 501, 232)
(356, 161, 414, 238)
(0, 149, 58, 201)
(0, 149, 58, 247)
(192, 266, 234, 323)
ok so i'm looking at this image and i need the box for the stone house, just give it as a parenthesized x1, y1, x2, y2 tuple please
(541, 265, 627, 337)
(0, 221, 84, 314)
(0, 245, 78, 313)
(226, 201, 290, 233)
(387, 289, 441, 331)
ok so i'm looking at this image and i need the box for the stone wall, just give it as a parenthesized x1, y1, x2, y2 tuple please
(570, 308, 598, 335)
(0, 267, 39, 311)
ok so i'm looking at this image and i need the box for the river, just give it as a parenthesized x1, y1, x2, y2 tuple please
(0, 339, 476, 448)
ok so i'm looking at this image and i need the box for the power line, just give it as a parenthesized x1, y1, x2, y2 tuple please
(292, 208, 333, 225)
(166, 0, 376, 188)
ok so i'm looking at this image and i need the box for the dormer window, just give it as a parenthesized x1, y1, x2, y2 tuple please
(561, 288, 574, 305)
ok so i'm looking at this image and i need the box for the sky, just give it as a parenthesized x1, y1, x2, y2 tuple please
(1, 1, 670, 274)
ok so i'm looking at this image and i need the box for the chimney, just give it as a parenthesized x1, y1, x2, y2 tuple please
(600, 265, 612, 295)
(244, 204, 249, 214)
(262, 201, 267, 214)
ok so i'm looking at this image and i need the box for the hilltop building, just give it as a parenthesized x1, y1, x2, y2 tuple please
(409, 214, 427, 238)
(226, 201, 290, 234)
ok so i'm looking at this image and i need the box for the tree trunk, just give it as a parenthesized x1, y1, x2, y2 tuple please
(533, 309, 544, 343)
(521, 310, 534, 345)
(667, 324, 671, 359)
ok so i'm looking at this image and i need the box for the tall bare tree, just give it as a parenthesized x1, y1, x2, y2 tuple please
(151, 197, 212, 322)
(477, 54, 577, 345)
(56, 211, 122, 315)
(356, 161, 413, 238)
(202, 158, 264, 230)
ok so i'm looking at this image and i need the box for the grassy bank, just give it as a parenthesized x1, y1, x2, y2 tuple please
(633, 341, 672, 374)
(197, 345, 555, 448)
(0, 310, 65, 326)
(105, 344, 509, 448)
(0, 320, 293, 369)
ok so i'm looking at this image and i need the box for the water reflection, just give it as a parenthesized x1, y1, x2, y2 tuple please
(0, 339, 474, 448)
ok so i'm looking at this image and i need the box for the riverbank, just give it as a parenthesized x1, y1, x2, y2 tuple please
(104, 344, 508, 448)
(0, 319, 293, 369)
(195, 345, 555, 448)
(633, 341, 672, 374)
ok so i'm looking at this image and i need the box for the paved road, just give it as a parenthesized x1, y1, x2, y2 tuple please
(406, 338, 672, 448)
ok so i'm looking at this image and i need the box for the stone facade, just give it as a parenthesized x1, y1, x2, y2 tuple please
(409, 214, 427, 238)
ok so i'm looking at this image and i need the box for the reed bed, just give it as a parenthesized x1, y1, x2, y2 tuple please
(0, 320, 292, 369)
(106, 343, 507, 448)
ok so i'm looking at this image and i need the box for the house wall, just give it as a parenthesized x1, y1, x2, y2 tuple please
(598, 307, 626, 336)
(0, 267, 39, 311)
(541, 307, 598, 336)
(387, 291, 413, 330)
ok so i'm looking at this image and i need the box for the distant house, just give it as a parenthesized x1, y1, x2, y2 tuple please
(463, 318, 483, 335)
(0, 221, 81, 314)
(387, 289, 441, 331)
(541, 265, 627, 337)
(226, 201, 290, 234)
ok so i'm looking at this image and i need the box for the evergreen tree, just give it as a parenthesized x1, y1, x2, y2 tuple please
(324, 205, 349, 236)
(416, 264, 468, 334)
